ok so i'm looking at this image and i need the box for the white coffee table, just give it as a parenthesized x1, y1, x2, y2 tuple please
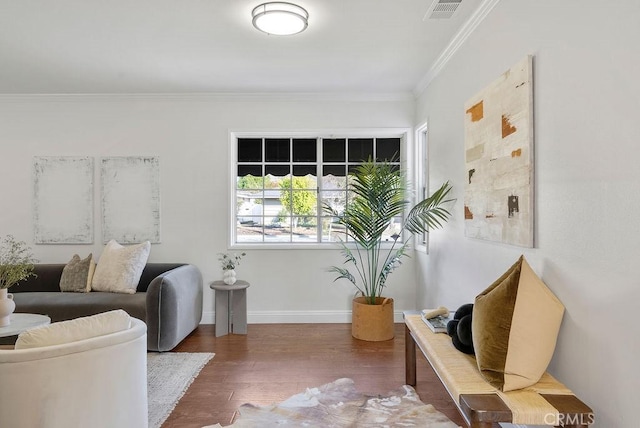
(0, 313, 51, 338)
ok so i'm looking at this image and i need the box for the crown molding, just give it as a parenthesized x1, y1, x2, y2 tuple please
(0, 91, 415, 103)
(413, 0, 502, 97)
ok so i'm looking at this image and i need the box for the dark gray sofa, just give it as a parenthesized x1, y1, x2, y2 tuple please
(11, 263, 203, 352)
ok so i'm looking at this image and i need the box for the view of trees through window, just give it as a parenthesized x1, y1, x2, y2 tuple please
(235, 135, 401, 244)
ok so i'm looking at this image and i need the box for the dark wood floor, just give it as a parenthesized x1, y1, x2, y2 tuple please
(163, 323, 467, 428)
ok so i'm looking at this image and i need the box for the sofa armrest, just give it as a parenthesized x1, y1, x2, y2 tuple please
(145, 264, 203, 352)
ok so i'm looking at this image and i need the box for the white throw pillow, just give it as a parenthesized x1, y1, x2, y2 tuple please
(91, 240, 151, 294)
(15, 310, 132, 349)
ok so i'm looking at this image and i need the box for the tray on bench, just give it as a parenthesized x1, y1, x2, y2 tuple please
(404, 313, 594, 428)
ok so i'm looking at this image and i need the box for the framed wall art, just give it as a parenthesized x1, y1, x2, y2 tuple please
(463, 56, 534, 247)
(101, 156, 160, 244)
(33, 156, 94, 244)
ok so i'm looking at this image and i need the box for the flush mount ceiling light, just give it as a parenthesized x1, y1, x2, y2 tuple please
(252, 2, 309, 36)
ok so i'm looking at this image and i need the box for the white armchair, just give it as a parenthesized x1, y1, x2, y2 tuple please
(0, 314, 148, 428)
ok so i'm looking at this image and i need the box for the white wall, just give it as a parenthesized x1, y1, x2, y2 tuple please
(0, 94, 417, 324)
(415, 1, 640, 427)
(2, 1, 636, 424)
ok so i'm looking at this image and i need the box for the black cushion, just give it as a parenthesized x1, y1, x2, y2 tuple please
(448, 304, 475, 355)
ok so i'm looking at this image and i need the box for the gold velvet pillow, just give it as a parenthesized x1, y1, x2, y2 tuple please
(472, 256, 565, 391)
(59, 253, 95, 293)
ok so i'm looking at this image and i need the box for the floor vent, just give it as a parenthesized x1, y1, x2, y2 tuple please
(424, 0, 462, 20)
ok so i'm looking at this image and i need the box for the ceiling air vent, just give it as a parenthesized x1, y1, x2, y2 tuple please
(425, 0, 462, 20)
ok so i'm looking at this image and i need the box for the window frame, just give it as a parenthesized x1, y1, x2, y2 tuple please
(414, 122, 429, 254)
(228, 128, 413, 249)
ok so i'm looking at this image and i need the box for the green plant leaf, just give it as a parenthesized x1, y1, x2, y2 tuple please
(0, 235, 38, 289)
(404, 181, 453, 235)
(322, 159, 454, 303)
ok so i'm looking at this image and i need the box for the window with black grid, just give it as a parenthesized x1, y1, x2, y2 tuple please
(234, 135, 402, 245)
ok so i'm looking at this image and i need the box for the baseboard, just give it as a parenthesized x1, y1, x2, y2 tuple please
(200, 310, 406, 324)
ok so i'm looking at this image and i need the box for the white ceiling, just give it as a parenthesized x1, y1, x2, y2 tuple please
(0, 0, 482, 95)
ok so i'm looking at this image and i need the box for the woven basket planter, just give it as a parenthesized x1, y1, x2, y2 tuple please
(351, 296, 394, 341)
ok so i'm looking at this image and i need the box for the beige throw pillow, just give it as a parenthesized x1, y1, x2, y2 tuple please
(91, 240, 151, 294)
(15, 310, 131, 349)
(59, 253, 95, 292)
(472, 256, 565, 392)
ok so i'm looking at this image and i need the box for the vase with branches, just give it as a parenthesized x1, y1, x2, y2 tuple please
(0, 235, 37, 290)
(0, 235, 37, 326)
(218, 252, 246, 285)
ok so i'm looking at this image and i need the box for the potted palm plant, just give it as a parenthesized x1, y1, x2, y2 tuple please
(323, 160, 453, 341)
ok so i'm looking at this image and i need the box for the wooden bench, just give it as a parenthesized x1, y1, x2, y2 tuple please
(404, 313, 594, 428)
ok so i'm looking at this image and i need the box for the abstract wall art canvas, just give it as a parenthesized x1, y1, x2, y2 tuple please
(33, 156, 94, 244)
(101, 156, 160, 244)
(464, 56, 534, 247)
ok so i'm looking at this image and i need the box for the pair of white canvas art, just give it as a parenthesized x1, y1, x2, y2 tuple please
(33, 156, 160, 244)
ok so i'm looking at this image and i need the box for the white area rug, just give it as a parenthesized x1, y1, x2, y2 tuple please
(205, 377, 459, 428)
(148, 352, 214, 428)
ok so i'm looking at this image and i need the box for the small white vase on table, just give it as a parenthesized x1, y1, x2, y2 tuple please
(223, 269, 237, 285)
(0, 288, 15, 327)
(218, 252, 246, 286)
